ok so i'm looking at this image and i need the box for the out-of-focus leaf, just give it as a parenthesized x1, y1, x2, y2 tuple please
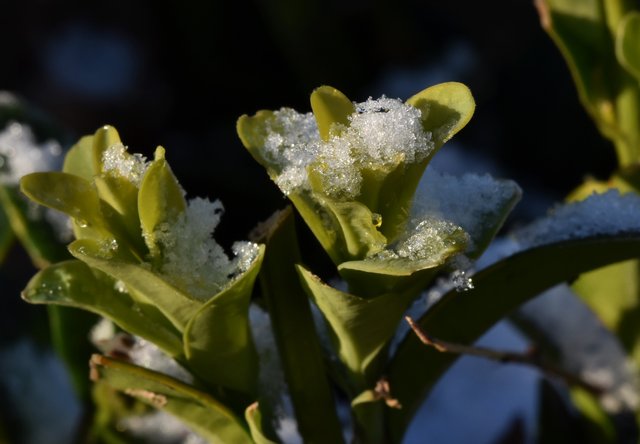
(0, 184, 67, 267)
(138, 147, 186, 261)
(90, 354, 253, 444)
(572, 259, 640, 365)
(536, 0, 640, 164)
(22, 260, 183, 357)
(182, 245, 264, 394)
(0, 204, 14, 264)
(69, 239, 201, 332)
(570, 386, 617, 443)
(254, 207, 345, 443)
(388, 234, 640, 442)
(245, 403, 280, 444)
(310, 85, 354, 141)
(616, 12, 640, 82)
(297, 266, 418, 388)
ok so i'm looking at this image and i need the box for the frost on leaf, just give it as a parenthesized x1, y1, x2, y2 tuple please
(514, 190, 640, 248)
(411, 168, 522, 254)
(101, 143, 149, 186)
(152, 197, 260, 300)
(262, 96, 434, 198)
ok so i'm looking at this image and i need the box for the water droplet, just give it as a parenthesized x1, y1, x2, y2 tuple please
(372, 213, 382, 228)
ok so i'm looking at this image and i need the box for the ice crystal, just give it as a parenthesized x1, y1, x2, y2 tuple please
(262, 96, 433, 198)
(101, 142, 148, 185)
(155, 197, 260, 299)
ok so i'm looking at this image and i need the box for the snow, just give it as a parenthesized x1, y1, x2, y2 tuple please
(0, 121, 62, 184)
(101, 142, 148, 185)
(262, 96, 433, 198)
(514, 190, 640, 248)
(412, 167, 521, 251)
(154, 197, 260, 300)
(118, 410, 207, 444)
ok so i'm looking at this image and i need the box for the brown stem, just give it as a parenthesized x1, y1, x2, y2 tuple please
(404, 316, 605, 396)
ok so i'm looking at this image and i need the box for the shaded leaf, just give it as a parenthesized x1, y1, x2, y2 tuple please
(387, 234, 640, 442)
(90, 354, 253, 444)
(297, 266, 419, 388)
(0, 184, 67, 267)
(254, 207, 345, 443)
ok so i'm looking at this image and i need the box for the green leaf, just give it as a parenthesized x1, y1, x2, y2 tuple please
(537, 0, 640, 164)
(245, 403, 280, 444)
(254, 207, 345, 443)
(138, 147, 187, 261)
(69, 239, 202, 332)
(616, 12, 640, 82)
(310, 85, 355, 141)
(63, 135, 97, 180)
(182, 245, 264, 394)
(323, 199, 387, 260)
(405, 82, 475, 150)
(94, 175, 147, 258)
(338, 224, 467, 298)
(0, 203, 14, 264)
(569, 386, 617, 444)
(0, 184, 68, 267)
(572, 259, 640, 365)
(20, 172, 103, 231)
(90, 354, 253, 444)
(297, 265, 420, 388)
(22, 260, 183, 357)
(387, 234, 640, 442)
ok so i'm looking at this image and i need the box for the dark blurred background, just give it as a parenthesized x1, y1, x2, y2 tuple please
(1, 0, 616, 242)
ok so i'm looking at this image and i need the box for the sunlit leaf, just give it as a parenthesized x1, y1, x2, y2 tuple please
(182, 245, 264, 394)
(310, 85, 355, 140)
(22, 260, 183, 356)
(138, 147, 187, 261)
(69, 239, 202, 332)
(406, 82, 475, 149)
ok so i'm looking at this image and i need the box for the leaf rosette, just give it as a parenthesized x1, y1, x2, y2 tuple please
(20, 126, 265, 398)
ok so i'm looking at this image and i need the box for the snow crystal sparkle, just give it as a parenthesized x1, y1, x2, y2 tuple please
(263, 96, 434, 198)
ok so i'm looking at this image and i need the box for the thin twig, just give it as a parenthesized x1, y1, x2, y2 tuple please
(404, 316, 605, 396)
